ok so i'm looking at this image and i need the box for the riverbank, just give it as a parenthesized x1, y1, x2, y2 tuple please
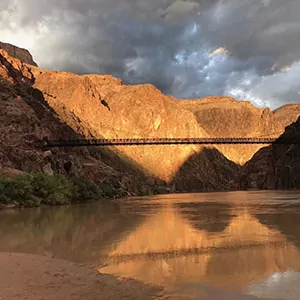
(0, 252, 163, 300)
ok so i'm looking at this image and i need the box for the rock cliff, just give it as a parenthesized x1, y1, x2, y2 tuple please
(240, 117, 300, 189)
(179, 97, 300, 165)
(28, 68, 206, 181)
(0, 49, 162, 196)
(27, 64, 240, 188)
(0, 42, 38, 67)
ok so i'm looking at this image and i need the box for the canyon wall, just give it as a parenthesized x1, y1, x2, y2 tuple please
(0, 46, 237, 193)
(1, 43, 300, 192)
(0, 49, 163, 196)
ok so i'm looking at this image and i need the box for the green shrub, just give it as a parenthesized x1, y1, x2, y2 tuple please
(0, 174, 40, 207)
(0, 179, 11, 204)
(99, 182, 118, 197)
(32, 173, 73, 205)
(0, 172, 122, 207)
(71, 177, 103, 203)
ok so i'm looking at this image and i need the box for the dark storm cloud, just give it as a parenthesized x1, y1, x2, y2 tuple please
(1, 0, 300, 108)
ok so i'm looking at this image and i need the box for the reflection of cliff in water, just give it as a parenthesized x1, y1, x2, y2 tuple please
(99, 204, 300, 291)
(255, 203, 300, 251)
(175, 202, 232, 233)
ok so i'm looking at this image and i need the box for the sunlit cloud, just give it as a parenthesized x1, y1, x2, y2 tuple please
(209, 47, 228, 57)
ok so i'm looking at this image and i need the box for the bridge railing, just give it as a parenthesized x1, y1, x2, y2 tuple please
(42, 137, 300, 148)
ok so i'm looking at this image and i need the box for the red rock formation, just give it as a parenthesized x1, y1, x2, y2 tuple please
(0, 49, 161, 196)
(28, 68, 209, 181)
(0, 47, 241, 191)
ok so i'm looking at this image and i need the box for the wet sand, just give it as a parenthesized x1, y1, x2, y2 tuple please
(0, 252, 163, 300)
(0, 252, 281, 300)
(0, 252, 278, 300)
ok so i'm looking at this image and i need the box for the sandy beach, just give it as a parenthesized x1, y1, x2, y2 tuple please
(0, 252, 163, 300)
(0, 252, 281, 300)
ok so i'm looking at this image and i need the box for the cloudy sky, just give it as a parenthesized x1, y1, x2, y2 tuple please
(1, 0, 300, 109)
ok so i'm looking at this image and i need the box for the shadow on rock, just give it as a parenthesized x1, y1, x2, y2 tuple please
(171, 147, 240, 193)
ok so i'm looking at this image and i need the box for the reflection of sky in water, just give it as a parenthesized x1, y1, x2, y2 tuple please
(248, 270, 300, 300)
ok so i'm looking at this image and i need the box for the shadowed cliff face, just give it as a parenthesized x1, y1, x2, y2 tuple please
(171, 147, 240, 192)
(241, 117, 300, 189)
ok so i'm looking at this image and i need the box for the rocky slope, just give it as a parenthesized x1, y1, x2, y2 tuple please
(0, 49, 163, 196)
(27, 67, 299, 186)
(240, 116, 300, 189)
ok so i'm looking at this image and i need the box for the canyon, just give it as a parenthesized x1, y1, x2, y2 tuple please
(0, 42, 299, 193)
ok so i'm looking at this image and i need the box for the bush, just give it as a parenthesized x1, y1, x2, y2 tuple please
(0, 174, 40, 207)
(100, 182, 118, 198)
(0, 173, 120, 207)
(71, 177, 103, 203)
(0, 179, 12, 204)
(32, 173, 73, 205)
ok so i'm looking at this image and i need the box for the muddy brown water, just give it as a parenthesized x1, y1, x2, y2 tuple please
(1, 190, 300, 299)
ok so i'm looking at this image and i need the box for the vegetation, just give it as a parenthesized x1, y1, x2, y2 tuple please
(0, 173, 119, 207)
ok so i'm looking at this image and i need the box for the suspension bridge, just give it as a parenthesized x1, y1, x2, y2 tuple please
(43, 137, 300, 148)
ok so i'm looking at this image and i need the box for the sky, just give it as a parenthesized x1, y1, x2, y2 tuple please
(1, 0, 300, 109)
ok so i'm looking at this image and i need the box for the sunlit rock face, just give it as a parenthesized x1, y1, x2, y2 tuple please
(29, 66, 236, 182)
(28, 66, 300, 182)
(0, 49, 162, 195)
(179, 97, 300, 165)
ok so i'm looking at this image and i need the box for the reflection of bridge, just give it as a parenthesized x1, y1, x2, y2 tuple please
(44, 137, 300, 148)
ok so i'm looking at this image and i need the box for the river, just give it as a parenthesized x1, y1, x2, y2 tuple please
(1, 191, 300, 299)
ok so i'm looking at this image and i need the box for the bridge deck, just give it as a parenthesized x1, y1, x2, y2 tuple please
(44, 137, 300, 148)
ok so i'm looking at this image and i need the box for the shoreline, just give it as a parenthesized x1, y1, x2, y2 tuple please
(0, 252, 163, 300)
(0, 252, 275, 300)
(2, 188, 300, 210)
